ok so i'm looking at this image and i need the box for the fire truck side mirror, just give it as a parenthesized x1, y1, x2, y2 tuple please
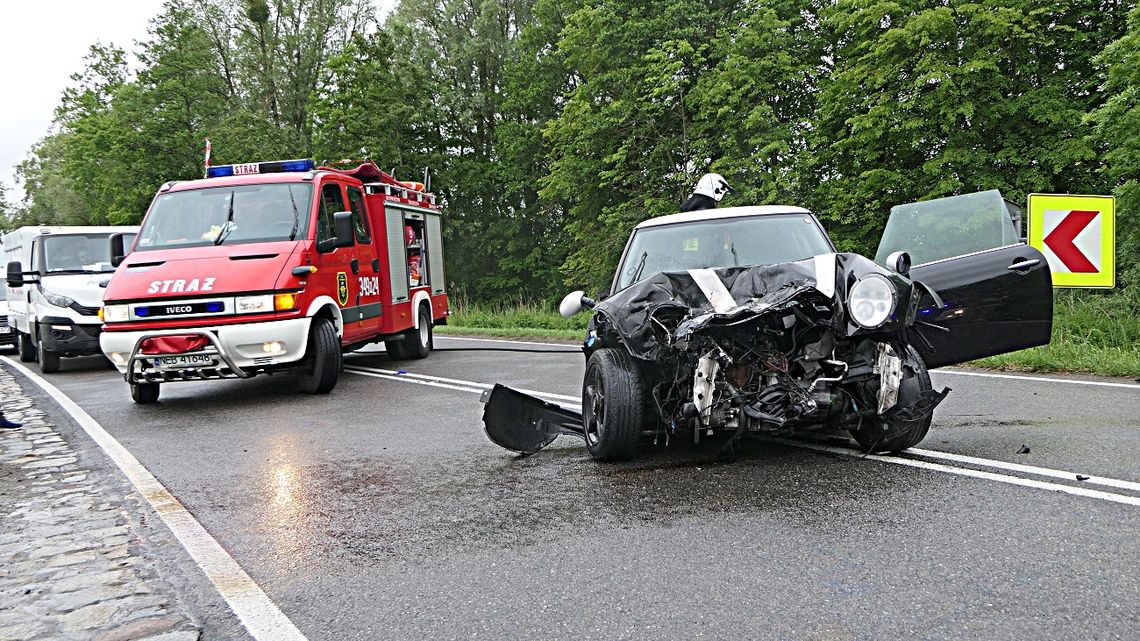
(333, 211, 355, 248)
(317, 211, 356, 252)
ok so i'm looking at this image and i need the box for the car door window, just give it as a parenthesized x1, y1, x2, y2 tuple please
(875, 190, 1021, 266)
(346, 186, 371, 244)
(317, 183, 346, 243)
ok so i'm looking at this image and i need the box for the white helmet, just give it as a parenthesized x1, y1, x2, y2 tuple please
(693, 173, 732, 201)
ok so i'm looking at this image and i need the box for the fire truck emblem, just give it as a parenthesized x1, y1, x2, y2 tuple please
(336, 272, 349, 306)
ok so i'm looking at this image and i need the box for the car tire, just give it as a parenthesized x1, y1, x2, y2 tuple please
(38, 340, 60, 374)
(850, 345, 933, 453)
(18, 331, 35, 362)
(582, 348, 644, 461)
(131, 382, 160, 404)
(297, 317, 341, 394)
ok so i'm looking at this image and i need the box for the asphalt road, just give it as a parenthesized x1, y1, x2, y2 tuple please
(6, 336, 1139, 640)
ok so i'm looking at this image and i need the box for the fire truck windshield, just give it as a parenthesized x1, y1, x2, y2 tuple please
(135, 184, 315, 252)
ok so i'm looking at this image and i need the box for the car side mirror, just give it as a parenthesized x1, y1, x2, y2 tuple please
(6, 261, 25, 288)
(559, 290, 598, 317)
(317, 211, 356, 252)
(110, 233, 129, 267)
(886, 251, 911, 277)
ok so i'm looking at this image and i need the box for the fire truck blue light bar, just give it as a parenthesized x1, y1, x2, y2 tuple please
(206, 159, 314, 178)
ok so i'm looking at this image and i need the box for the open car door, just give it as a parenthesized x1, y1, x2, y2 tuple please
(876, 190, 1053, 369)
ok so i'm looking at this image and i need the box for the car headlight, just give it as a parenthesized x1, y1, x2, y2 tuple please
(102, 304, 130, 323)
(235, 294, 274, 314)
(847, 274, 896, 329)
(42, 289, 76, 308)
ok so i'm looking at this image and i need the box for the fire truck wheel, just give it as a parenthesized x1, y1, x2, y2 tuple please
(18, 332, 36, 362)
(298, 317, 341, 394)
(38, 341, 60, 374)
(404, 306, 432, 359)
(131, 382, 160, 404)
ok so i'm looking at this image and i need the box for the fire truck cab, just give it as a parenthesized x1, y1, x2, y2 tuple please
(100, 159, 448, 404)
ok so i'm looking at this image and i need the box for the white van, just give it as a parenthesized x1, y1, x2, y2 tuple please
(3, 226, 138, 372)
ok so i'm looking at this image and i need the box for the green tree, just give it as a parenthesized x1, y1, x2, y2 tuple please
(541, 0, 736, 292)
(1090, 5, 1140, 291)
(811, 0, 1130, 255)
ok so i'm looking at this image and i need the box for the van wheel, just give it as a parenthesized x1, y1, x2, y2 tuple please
(18, 332, 35, 362)
(582, 348, 644, 461)
(131, 382, 160, 404)
(298, 317, 341, 394)
(38, 340, 60, 374)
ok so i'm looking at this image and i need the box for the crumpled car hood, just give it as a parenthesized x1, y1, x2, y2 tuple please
(594, 252, 905, 360)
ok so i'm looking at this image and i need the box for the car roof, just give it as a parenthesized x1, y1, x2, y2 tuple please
(634, 205, 813, 229)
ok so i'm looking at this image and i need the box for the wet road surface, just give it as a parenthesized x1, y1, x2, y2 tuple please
(7, 336, 1140, 640)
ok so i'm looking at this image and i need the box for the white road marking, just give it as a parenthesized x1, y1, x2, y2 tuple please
(352, 362, 1139, 507)
(757, 437, 1140, 508)
(0, 357, 308, 641)
(931, 368, 1140, 390)
(905, 447, 1140, 493)
(435, 335, 580, 348)
(344, 364, 582, 405)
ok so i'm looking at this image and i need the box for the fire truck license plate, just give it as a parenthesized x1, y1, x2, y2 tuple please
(153, 354, 215, 368)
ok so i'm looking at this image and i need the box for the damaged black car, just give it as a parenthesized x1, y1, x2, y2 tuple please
(483, 192, 1053, 461)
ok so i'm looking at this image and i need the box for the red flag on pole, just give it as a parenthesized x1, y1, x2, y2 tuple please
(203, 138, 212, 177)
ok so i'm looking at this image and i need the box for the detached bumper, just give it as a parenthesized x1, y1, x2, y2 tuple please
(100, 317, 312, 383)
(38, 318, 102, 356)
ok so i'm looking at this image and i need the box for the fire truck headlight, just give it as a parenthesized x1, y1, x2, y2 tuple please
(262, 341, 285, 354)
(102, 305, 130, 323)
(109, 352, 127, 365)
(273, 293, 298, 311)
(235, 295, 274, 314)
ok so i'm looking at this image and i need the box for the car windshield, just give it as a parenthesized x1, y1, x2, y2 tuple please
(615, 214, 833, 291)
(41, 234, 126, 274)
(135, 183, 314, 252)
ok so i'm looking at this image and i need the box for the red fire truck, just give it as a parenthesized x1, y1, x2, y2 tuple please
(100, 159, 448, 403)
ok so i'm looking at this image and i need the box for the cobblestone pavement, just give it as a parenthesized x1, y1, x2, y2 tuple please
(0, 363, 203, 641)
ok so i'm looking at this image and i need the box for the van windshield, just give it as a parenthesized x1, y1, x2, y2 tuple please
(135, 184, 314, 252)
(42, 234, 127, 274)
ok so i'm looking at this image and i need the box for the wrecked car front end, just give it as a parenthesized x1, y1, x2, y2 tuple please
(484, 252, 949, 460)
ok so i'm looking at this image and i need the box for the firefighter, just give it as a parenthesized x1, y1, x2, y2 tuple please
(681, 173, 732, 212)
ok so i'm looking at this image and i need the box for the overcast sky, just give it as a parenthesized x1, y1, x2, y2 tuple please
(0, 0, 396, 205)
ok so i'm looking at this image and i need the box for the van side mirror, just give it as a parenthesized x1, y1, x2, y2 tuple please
(559, 290, 598, 317)
(7, 261, 25, 288)
(110, 233, 129, 267)
(317, 211, 356, 252)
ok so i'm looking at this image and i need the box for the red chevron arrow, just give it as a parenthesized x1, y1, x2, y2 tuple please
(1044, 210, 1099, 273)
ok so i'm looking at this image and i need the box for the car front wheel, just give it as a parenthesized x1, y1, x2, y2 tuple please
(582, 348, 644, 461)
(849, 345, 934, 453)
